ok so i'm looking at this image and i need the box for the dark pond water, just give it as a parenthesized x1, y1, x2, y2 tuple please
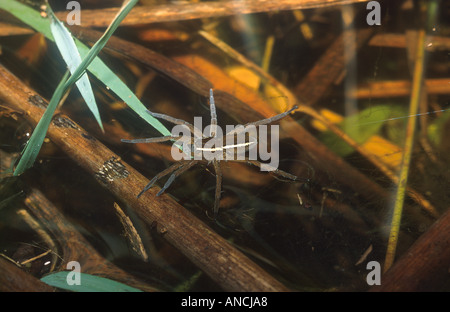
(0, 0, 449, 292)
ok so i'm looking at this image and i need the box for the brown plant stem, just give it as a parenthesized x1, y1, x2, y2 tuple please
(295, 28, 374, 106)
(0, 256, 56, 292)
(353, 78, 450, 98)
(23, 188, 157, 292)
(384, 27, 427, 273)
(55, 0, 369, 28)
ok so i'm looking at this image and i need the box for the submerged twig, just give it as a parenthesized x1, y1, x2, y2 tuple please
(113, 202, 149, 262)
(353, 78, 450, 98)
(16, 209, 59, 272)
(0, 257, 55, 292)
(295, 28, 374, 106)
(369, 33, 450, 51)
(23, 188, 157, 291)
(55, 0, 370, 28)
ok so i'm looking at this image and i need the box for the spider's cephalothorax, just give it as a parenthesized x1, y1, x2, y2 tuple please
(122, 89, 300, 218)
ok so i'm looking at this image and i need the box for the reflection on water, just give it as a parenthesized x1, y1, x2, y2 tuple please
(0, 0, 449, 291)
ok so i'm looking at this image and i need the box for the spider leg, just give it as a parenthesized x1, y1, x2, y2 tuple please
(137, 161, 186, 198)
(156, 160, 197, 196)
(225, 105, 298, 136)
(209, 89, 217, 138)
(212, 160, 222, 219)
(146, 110, 203, 138)
(246, 105, 298, 127)
(236, 159, 308, 182)
(248, 159, 299, 181)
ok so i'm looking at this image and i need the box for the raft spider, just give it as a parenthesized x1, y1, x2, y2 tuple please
(122, 89, 302, 218)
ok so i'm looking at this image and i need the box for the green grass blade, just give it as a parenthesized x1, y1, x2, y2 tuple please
(383, 0, 438, 273)
(13, 71, 70, 176)
(49, 8, 103, 132)
(0, 0, 170, 135)
(0, 0, 54, 39)
(75, 41, 171, 136)
(58, 0, 140, 93)
(41, 271, 143, 292)
(13, 0, 138, 176)
(0, 0, 172, 175)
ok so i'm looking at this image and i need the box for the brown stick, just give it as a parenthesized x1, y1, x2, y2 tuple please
(69, 25, 212, 97)
(370, 206, 450, 292)
(0, 257, 56, 292)
(369, 33, 450, 51)
(354, 78, 450, 98)
(0, 22, 34, 36)
(0, 64, 289, 292)
(68, 26, 265, 123)
(295, 28, 374, 106)
(55, 0, 369, 28)
(23, 188, 157, 292)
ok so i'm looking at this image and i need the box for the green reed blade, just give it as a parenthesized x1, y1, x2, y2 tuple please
(0, 0, 170, 136)
(49, 8, 103, 132)
(383, 0, 438, 272)
(0, 0, 171, 175)
(13, 70, 70, 176)
(12, 0, 140, 175)
(41, 271, 143, 292)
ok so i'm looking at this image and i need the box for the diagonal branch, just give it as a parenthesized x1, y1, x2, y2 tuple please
(55, 0, 370, 28)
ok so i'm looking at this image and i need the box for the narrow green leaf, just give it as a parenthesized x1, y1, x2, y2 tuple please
(0, 0, 54, 39)
(0, 0, 170, 136)
(3, 0, 172, 175)
(13, 71, 70, 175)
(49, 9, 103, 132)
(41, 271, 143, 292)
(74, 40, 171, 136)
(0, 0, 172, 175)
